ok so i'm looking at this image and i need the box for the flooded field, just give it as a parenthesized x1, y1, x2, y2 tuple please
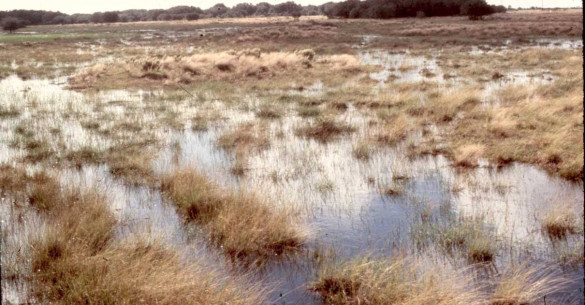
(1, 12, 583, 305)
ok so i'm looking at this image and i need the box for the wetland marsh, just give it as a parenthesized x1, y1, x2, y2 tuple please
(0, 10, 583, 305)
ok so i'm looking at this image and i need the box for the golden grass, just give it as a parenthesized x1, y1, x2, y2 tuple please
(426, 88, 481, 123)
(311, 255, 484, 305)
(373, 114, 411, 146)
(453, 144, 485, 168)
(70, 49, 362, 88)
(24, 171, 265, 305)
(34, 236, 264, 305)
(541, 203, 579, 239)
(161, 168, 305, 258)
(491, 264, 573, 305)
(407, 50, 583, 180)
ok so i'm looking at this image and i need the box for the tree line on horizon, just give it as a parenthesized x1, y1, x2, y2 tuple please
(1, 0, 508, 32)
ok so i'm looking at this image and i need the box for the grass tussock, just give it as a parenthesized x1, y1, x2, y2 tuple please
(70, 49, 361, 86)
(453, 144, 485, 168)
(27, 174, 264, 305)
(427, 88, 481, 123)
(435, 52, 583, 180)
(374, 114, 410, 146)
(161, 168, 305, 258)
(442, 221, 496, 263)
(491, 264, 573, 305)
(311, 255, 484, 305)
(413, 217, 497, 263)
(27, 171, 62, 212)
(296, 118, 355, 142)
(0, 164, 30, 196)
(33, 234, 263, 305)
(106, 146, 157, 186)
(541, 204, 579, 239)
(217, 122, 270, 152)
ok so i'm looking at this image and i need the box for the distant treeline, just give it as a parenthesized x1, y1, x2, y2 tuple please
(0, 0, 507, 28)
(322, 0, 506, 19)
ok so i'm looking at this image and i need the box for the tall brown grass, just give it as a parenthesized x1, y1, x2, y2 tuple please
(71, 49, 362, 86)
(491, 264, 574, 305)
(161, 168, 305, 258)
(541, 203, 579, 239)
(28, 174, 265, 304)
(311, 255, 484, 305)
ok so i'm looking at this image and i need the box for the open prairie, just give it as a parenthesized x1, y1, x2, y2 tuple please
(1, 10, 583, 305)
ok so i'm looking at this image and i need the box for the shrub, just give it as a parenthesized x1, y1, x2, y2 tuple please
(2, 17, 26, 33)
(460, 0, 495, 20)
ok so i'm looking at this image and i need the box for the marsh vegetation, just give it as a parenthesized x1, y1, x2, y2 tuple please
(0, 9, 583, 305)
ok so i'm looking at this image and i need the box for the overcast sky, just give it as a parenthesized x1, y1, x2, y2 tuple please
(0, 0, 581, 14)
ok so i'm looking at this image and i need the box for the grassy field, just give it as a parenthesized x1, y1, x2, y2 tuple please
(0, 11, 583, 305)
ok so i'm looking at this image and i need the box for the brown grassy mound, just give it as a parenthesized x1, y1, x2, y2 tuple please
(15, 168, 265, 305)
(69, 48, 361, 87)
(311, 256, 483, 305)
(161, 168, 306, 258)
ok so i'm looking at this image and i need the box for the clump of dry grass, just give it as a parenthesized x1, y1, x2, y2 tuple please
(296, 118, 355, 142)
(161, 168, 305, 258)
(352, 141, 373, 160)
(217, 122, 270, 152)
(436, 51, 584, 180)
(423, 218, 498, 263)
(26, 174, 265, 305)
(373, 114, 410, 146)
(70, 49, 362, 87)
(27, 171, 62, 212)
(311, 255, 484, 305)
(427, 88, 481, 123)
(541, 204, 579, 239)
(33, 233, 263, 305)
(383, 183, 405, 196)
(106, 145, 157, 186)
(0, 164, 30, 196)
(491, 264, 573, 305)
(453, 144, 485, 168)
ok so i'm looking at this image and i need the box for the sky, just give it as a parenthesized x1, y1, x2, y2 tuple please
(0, 0, 581, 14)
